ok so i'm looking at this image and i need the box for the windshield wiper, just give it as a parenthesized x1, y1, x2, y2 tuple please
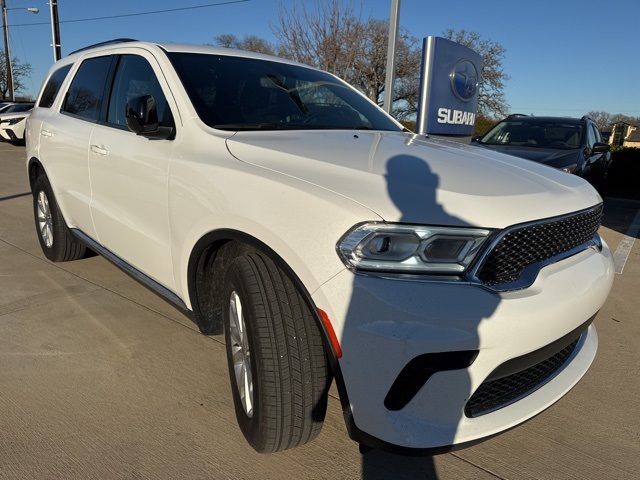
(213, 123, 281, 131)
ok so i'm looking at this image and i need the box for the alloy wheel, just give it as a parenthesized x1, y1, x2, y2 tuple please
(229, 291, 253, 417)
(37, 190, 53, 248)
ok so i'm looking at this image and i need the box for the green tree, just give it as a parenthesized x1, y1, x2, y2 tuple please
(474, 114, 499, 136)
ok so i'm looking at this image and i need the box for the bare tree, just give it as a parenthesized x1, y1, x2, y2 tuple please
(230, 6, 511, 123)
(271, 0, 364, 78)
(0, 53, 32, 100)
(211, 34, 275, 55)
(442, 29, 510, 118)
(271, 2, 421, 119)
(352, 19, 421, 112)
(385, 24, 422, 121)
(587, 111, 613, 130)
(609, 112, 640, 126)
(349, 18, 388, 103)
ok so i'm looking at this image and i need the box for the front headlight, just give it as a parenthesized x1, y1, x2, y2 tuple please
(337, 223, 492, 275)
(7, 117, 25, 125)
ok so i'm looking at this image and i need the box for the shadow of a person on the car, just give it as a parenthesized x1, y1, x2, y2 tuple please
(332, 152, 501, 479)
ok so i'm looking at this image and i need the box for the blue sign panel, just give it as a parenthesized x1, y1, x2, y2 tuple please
(416, 37, 483, 136)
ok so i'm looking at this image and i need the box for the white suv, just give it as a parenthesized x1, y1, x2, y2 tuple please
(26, 40, 614, 455)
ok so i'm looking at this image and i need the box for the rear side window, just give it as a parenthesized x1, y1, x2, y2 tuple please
(62, 56, 112, 121)
(38, 64, 72, 108)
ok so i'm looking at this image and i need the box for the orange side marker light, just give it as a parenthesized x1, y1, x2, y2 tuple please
(318, 308, 343, 359)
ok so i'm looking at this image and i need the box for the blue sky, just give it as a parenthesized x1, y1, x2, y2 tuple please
(6, 0, 639, 118)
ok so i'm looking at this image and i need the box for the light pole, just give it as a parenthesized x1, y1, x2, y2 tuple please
(1, 0, 38, 101)
(49, 0, 60, 61)
(383, 0, 401, 114)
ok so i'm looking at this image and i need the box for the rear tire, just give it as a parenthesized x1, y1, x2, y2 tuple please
(223, 253, 330, 452)
(32, 175, 86, 262)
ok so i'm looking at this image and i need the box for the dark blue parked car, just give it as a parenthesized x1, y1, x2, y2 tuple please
(473, 115, 611, 193)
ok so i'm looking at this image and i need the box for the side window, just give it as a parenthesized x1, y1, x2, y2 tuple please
(62, 56, 112, 121)
(586, 123, 597, 149)
(107, 55, 170, 128)
(592, 124, 603, 143)
(38, 64, 72, 108)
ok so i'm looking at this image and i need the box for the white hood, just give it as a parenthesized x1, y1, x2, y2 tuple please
(226, 131, 601, 229)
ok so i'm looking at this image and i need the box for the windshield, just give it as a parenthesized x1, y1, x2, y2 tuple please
(167, 52, 402, 132)
(480, 120, 583, 149)
(2, 103, 33, 114)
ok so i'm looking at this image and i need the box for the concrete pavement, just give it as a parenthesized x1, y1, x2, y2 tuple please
(1, 141, 639, 479)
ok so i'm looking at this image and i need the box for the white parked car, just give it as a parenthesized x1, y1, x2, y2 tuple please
(0, 109, 32, 143)
(0, 101, 34, 115)
(26, 40, 614, 455)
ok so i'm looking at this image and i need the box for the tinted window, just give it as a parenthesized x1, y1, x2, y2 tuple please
(481, 120, 583, 149)
(2, 103, 33, 113)
(586, 124, 597, 149)
(62, 56, 112, 121)
(38, 65, 72, 108)
(107, 55, 169, 127)
(168, 52, 401, 131)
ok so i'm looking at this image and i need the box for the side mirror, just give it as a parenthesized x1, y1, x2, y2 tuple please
(125, 95, 174, 140)
(592, 142, 610, 154)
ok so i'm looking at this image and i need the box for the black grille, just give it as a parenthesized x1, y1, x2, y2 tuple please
(464, 338, 580, 418)
(477, 205, 603, 286)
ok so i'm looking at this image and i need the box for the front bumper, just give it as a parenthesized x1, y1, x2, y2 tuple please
(313, 238, 613, 451)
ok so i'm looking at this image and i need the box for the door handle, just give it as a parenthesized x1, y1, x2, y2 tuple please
(41, 129, 53, 137)
(90, 144, 108, 156)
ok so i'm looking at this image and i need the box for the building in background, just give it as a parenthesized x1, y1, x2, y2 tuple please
(610, 122, 639, 148)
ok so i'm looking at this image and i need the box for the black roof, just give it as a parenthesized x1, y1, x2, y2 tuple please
(626, 129, 640, 142)
(611, 121, 636, 126)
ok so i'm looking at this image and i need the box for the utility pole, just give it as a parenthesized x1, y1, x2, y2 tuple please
(50, 0, 61, 61)
(1, 0, 14, 100)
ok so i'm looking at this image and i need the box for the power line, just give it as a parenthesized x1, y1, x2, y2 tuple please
(4, 1, 250, 28)
(513, 106, 640, 114)
(11, 24, 37, 96)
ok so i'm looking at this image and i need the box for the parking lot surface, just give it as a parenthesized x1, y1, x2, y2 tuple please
(1, 141, 639, 479)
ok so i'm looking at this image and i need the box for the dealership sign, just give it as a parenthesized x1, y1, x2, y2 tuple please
(416, 37, 482, 136)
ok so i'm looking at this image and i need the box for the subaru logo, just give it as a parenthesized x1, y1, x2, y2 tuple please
(450, 60, 478, 102)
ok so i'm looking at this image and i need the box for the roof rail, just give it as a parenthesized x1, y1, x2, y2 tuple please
(69, 38, 138, 56)
(507, 113, 528, 118)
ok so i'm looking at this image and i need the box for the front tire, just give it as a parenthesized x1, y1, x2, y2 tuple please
(223, 253, 330, 453)
(32, 175, 86, 262)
